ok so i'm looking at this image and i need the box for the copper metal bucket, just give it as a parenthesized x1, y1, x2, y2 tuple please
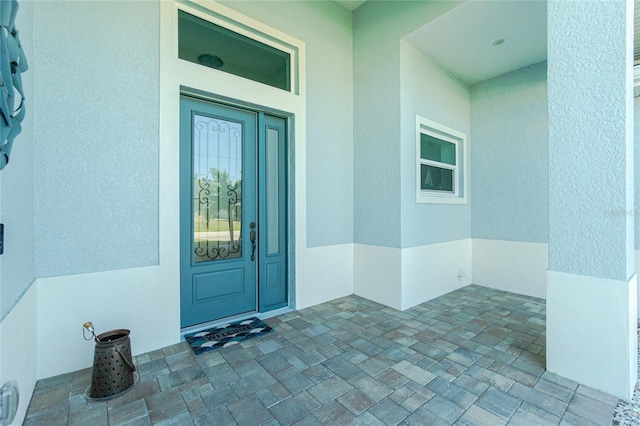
(88, 329, 136, 399)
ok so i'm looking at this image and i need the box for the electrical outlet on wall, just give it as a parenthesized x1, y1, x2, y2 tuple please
(457, 268, 466, 278)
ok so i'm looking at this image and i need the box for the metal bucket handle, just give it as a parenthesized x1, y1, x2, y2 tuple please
(96, 329, 136, 372)
(115, 346, 136, 372)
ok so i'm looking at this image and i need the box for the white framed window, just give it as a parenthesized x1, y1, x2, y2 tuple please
(416, 115, 468, 204)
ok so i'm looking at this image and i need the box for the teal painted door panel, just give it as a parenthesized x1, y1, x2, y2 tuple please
(180, 97, 288, 327)
(259, 114, 288, 311)
(180, 97, 258, 327)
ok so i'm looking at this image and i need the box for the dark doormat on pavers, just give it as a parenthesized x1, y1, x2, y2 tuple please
(184, 317, 272, 355)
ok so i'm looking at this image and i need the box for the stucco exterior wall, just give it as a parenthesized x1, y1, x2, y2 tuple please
(353, 0, 461, 248)
(470, 61, 548, 244)
(399, 40, 471, 247)
(33, 1, 160, 278)
(548, 0, 633, 280)
(635, 96, 640, 250)
(221, 0, 354, 248)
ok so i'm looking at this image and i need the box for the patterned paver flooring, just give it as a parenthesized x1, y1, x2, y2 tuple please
(24, 285, 619, 425)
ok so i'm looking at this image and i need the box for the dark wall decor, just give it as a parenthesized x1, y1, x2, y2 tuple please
(0, 0, 28, 170)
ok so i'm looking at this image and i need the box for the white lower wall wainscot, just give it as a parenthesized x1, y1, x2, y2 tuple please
(634, 251, 640, 319)
(547, 270, 637, 401)
(37, 265, 180, 380)
(354, 240, 472, 311)
(34, 244, 355, 379)
(401, 239, 472, 310)
(1, 282, 38, 425)
(295, 243, 354, 310)
(354, 244, 402, 310)
(472, 239, 548, 299)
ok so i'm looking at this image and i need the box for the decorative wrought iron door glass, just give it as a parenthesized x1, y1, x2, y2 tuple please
(192, 114, 243, 262)
(179, 96, 288, 327)
(180, 98, 258, 326)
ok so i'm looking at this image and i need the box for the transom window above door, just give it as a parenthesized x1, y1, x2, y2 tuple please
(178, 10, 292, 92)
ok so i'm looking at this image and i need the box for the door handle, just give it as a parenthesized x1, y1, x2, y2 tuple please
(250, 222, 256, 261)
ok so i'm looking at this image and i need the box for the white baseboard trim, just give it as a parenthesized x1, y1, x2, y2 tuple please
(472, 239, 548, 299)
(21, 241, 640, 408)
(1, 281, 38, 425)
(547, 270, 637, 401)
(32, 242, 355, 380)
(354, 244, 402, 310)
(401, 239, 472, 310)
(296, 243, 354, 310)
(354, 240, 472, 311)
(36, 265, 180, 380)
(634, 250, 640, 319)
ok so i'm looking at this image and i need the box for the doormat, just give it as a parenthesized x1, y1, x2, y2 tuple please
(185, 317, 272, 355)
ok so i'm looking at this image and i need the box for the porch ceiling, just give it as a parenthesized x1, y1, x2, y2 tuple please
(334, 0, 366, 11)
(404, 1, 547, 85)
(342, 1, 638, 82)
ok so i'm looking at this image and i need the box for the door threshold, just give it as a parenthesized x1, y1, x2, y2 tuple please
(180, 306, 293, 341)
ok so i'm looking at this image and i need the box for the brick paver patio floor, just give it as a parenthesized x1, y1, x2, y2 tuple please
(24, 285, 619, 425)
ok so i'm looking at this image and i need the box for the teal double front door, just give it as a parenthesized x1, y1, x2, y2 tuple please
(180, 96, 288, 328)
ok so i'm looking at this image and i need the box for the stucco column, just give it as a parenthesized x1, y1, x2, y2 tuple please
(547, 0, 636, 401)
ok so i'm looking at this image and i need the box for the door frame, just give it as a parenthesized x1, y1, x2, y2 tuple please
(179, 86, 296, 331)
(160, 0, 306, 339)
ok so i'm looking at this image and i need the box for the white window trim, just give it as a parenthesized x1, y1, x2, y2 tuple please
(415, 115, 468, 204)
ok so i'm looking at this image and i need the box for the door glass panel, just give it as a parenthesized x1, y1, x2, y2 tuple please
(266, 127, 279, 255)
(193, 113, 242, 262)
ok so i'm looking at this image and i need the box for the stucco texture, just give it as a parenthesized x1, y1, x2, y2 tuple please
(400, 41, 471, 247)
(33, 1, 160, 277)
(470, 61, 548, 244)
(221, 1, 354, 248)
(548, 0, 633, 280)
(353, 0, 461, 248)
(635, 96, 640, 251)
